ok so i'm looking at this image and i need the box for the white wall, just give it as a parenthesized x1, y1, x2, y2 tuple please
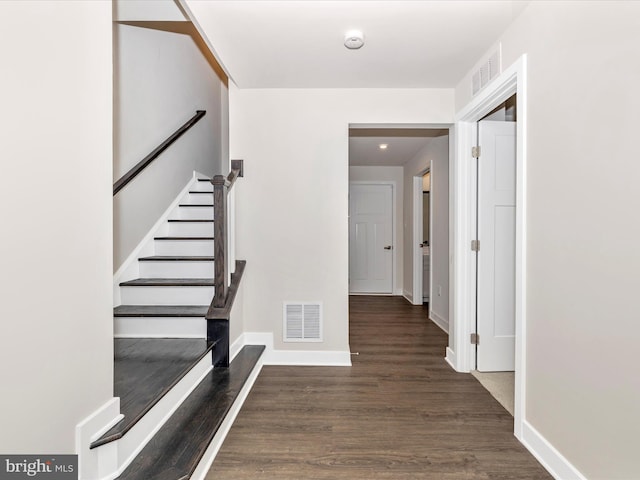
(403, 137, 450, 326)
(455, 2, 640, 477)
(230, 87, 453, 352)
(114, 22, 228, 270)
(349, 166, 404, 295)
(0, 0, 113, 452)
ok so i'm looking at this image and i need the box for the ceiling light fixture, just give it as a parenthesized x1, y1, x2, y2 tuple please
(344, 30, 364, 50)
(379, 143, 388, 150)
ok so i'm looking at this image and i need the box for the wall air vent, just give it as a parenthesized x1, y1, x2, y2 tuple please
(472, 45, 502, 96)
(283, 302, 322, 342)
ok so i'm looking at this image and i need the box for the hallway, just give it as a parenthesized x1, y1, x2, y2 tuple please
(206, 296, 551, 479)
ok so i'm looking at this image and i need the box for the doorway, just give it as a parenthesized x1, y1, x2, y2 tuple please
(451, 55, 527, 439)
(471, 102, 517, 416)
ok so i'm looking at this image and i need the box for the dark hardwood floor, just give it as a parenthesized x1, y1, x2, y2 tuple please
(206, 296, 552, 479)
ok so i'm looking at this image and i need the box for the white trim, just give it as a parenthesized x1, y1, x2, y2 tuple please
(428, 160, 434, 310)
(451, 55, 527, 441)
(349, 181, 397, 296)
(190, 357, 264, 480)
(231, 332, 352, 366)
(113, 171, 206, 305)
(393, 288, 402, 296)
(402, 290, 413, 304)
(445, 347, 457, 371)
(411, 175, 424, 305)
(521, 421, 587, 480)
(267, 349, 352, 366)
(429, 310, 449, 334)
(349, 292, 394, 297)
(76, 398, 121, 480)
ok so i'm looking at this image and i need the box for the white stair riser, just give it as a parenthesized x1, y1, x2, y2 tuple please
(114, 317, 207, 338)
(120, 286, 214, 305)
(139, 261, 214, 278)
(168, 222, 214, 237)
(154, 240, 214, 256)
(191, 181, 214, 192)
(173, 206, 214, 221)
(183, 192, 214, 205)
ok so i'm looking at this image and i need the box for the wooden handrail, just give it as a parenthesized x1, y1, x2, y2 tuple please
(113, 110, 206, 195)
(210, 159, 244, 308)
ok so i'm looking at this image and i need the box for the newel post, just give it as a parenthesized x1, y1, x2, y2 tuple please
(212, 175, 228, 308)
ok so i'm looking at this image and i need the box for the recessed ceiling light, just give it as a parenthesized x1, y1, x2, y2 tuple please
(344, 30, 364, 50)
(379, 144, 388, 150)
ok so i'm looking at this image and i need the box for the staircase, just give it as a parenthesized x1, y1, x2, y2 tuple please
(93, 173, 264, 480)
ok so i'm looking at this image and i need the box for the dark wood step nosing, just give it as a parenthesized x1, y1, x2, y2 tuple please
(120, 278, 215, 287)
(154, 236, 214, 241)
(178, 204, 214, 207)
(188, 191, 213, 194)
(113, 305, 210, 317)
(167, 219, 214, 223)
(90, 340, 219, 449)
(115, 345, 265, 480)
(138, 256, 214, 262)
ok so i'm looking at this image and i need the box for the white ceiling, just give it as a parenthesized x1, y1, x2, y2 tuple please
(349, 128, 448, 167)
(186, 0, 529, 88)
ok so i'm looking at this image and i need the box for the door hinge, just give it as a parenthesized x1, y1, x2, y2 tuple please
(470, 333, 479, 345)
(472, 146, 481, 158)
(471, 239, 480, 252)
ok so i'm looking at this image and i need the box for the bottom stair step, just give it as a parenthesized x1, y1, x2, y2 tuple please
(117, 345, 265, 480)
(91, 339, 216, 449)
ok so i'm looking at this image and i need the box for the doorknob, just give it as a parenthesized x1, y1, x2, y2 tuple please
(384, 245, 392, 250)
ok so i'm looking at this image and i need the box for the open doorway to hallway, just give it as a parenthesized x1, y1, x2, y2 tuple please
(347, 125, 451, 334)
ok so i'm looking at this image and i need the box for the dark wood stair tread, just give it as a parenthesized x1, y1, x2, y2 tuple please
(116, 345, 265, 480)
(154, 237, 214, 241)
(120, 278, 215, 287)
(91, 339, 216, 449)
(114, 305, 209, 317)
(138, 256, 214, 262)
(167, 219, 214, 223)
(188, 191, 212, 194)
(178, 204, 214, 207)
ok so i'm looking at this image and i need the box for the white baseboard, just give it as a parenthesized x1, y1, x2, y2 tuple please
(402, 290, 413, 303)
(76, 398, 122, 480)
(267, 349, 352, 366)
(429, 310, 449, 334)
(521, 420, 587, 480)
(113, 171, 205, 305)
(394, 288, 403, 296)
(231, 332, 352, 366)
(445, 347, 457, 371)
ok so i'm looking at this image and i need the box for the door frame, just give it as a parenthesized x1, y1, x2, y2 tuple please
(411, 163, 432, 308)
(348, 181, 397, 295)
(450, 55, 527, 439)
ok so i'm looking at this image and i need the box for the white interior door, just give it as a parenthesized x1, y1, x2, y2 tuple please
(349, 184, 393, 294)
(477, 121, 516, 371)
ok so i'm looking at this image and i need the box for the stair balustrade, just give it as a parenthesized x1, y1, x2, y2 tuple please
(206, 159, 244, 367)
